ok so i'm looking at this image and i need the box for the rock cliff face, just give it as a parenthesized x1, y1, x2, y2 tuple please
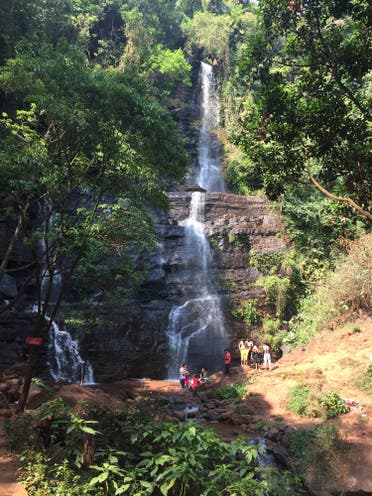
(86, 190, 288, 380)
(0, 61, 288, 381)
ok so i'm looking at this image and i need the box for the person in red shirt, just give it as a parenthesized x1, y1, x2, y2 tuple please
(189, 374, 200, 395)
(224, 349, 231, 375)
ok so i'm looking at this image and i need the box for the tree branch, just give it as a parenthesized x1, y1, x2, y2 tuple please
(305, 148, 372, 220)
(0, 204, 29, 277)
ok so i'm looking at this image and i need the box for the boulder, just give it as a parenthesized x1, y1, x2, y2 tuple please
(0, 274, 17, 299)
(26, 383, 48, 409)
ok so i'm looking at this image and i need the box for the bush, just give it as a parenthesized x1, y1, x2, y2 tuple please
(232, 299, 259, 326)
(286, 385, 314, 417)
(214, 380, 248, 401)
(10, 395, 303, 496)
(285, 425, 345, 474)
(356, 364, 372, 393)
(19, 451, 99, 496)
(287, 386, 349, 419)
(283, 234, 372, 350)
(318, 391, 349, 419)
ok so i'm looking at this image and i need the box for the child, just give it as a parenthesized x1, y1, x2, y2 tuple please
(199, 368, 209, 381)
(189, 374, 200, 396)
(252, 345, 260, 370)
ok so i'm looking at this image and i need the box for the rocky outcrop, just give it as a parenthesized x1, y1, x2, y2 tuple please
(86, 191, 288, 380)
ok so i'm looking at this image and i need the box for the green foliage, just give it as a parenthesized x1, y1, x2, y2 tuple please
(287, 385, 349, 419)
(356, 364, 372, 394)
(318, 391, 350, 420)
(258, 274, 291, 319)
(0, 28, 188, 326)
(285, 424, 344, 474)
(143, 45, 191, 94)
(250, 250, 304, 321)
(214, 380, 248, 401)
(232, 299, 259, 326)
(9, 395, 303, 496)
(182, 10, 231, 60)
(262, 317, 281, 336)
(19, 451, 99, 496)
(287, 233, 372, 348)
(286, 385, 314, 417)
(229, 0, 371, 214)
(31, 378, 54, 398)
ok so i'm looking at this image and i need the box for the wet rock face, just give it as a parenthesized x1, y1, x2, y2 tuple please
(87, 191, 288, 381)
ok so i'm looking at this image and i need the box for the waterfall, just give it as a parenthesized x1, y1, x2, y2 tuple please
(196, 62, 226, 193)
(48, 319, 95, 385)
(166, 62, 228, 378)
(35, 202, 95, 384)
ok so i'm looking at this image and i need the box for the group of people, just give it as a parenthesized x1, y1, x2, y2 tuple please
(238, 339, 272, 370)
(178, 340, 272, 392)
(179, 364, 208, 395)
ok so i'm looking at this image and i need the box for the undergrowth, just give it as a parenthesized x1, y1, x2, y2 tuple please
(214, 380, 249, 401)
(286, 385, 349, 419)
(283, 233, 372, 349)
(6, 397, 302, 496)
(285, 424, 345, 474)
(356, 364, 372, 394)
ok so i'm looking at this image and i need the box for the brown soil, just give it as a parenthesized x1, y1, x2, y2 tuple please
(1, 314, 371, 495)
(0, 421, 27, 496)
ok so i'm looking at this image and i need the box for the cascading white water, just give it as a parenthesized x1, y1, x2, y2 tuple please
(36, 203, 95, 384)
(48, 319, 95, 384)
(196, 62, 226, 193)
(166, 62, 228, 378)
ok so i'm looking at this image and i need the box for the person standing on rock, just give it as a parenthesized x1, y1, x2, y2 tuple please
(224, 349, 231, 375)
(246, 339, 254, 365)
(263, 343, 272, 370)
(179, 364, 187, 388)
(238, 339, 247, 366)
(252, 345, 260, 370)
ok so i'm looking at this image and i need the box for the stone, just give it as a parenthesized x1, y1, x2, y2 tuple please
(26, 383, 47, 409)
(0, 408, 12, 417)
(0, 274, 17, 299)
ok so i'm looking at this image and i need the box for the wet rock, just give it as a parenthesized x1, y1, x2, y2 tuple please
(0, 274, 17, 299)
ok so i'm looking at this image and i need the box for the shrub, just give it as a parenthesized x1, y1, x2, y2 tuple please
(232, 299, 259, 326)
(286, 385, 314, 417)
(19, 451, 99, 496)
(259, 274, 291, 319)
(318, 391, 349, 419)
(356, 364, 372, 393)
(215, 380, 248, 401)
(262, 317, 281, 335)
(283, 234, 372, 350)
(285, 425, 345, 474)
(287, 386, 349, 419)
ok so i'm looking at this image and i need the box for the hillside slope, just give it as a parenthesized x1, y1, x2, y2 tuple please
(238, 313, 372, 494)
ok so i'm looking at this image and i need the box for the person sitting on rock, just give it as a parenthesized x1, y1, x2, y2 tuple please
(189, 374, 201, 398)
(199, 368, 209, 381)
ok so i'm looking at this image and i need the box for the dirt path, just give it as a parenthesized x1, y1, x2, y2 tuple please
(0, 420, 28, 496)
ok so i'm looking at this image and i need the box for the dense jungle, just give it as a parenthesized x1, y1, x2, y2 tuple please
(0, 0, 371, 495)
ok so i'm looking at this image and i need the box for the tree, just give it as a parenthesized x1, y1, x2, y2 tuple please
(0, 39, 187, 407)
(230, 0, 371, 217)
